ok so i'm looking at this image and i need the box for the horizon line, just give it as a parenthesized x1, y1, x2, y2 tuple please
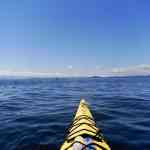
(0, 74, 150, 78)
(0, 64, 150, 77)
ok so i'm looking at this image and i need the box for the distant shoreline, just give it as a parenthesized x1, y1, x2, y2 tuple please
(0, 75, 150, 79)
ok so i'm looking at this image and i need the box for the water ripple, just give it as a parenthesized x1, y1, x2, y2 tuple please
(0, 77, 150, 150)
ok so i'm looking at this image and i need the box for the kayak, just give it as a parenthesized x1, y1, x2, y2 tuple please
(60, 99, 111, 150)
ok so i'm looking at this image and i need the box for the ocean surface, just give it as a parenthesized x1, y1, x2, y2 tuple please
(0, 76, 150, 150)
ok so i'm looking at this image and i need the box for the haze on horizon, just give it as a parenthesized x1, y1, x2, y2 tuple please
(0, 0, 150, 77)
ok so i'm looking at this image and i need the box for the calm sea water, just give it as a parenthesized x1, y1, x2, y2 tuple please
(0, 76, 150, 150)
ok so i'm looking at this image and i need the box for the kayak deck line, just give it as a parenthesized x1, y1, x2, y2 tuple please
(60, 99, 111, 150)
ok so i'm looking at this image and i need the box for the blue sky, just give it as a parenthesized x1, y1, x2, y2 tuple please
(0, 0, 150, 76)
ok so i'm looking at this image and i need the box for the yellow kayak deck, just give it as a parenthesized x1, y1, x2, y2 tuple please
(60, 99, 111, 150)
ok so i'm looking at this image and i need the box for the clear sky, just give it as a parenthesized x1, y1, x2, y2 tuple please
(0, 0, 150, 76)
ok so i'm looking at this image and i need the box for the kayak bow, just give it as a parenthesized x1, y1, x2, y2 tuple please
(60, 99, 111, 150)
